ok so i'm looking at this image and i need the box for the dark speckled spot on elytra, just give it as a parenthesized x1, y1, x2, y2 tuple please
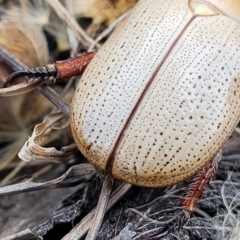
(87, 143, 93, 150)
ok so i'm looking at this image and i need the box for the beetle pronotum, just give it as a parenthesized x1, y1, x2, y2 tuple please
(3, 0, 240, 239)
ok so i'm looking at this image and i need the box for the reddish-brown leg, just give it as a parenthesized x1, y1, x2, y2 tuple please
(3, 52, 96, 88)
(181, 153, 221, 212)
(55, 52, 96, 78)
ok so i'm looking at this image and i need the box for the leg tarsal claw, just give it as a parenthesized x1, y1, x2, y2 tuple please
(3, 65, 57, 88)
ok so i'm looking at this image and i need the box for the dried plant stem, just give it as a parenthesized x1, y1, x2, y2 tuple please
(62, 182, 132, 240)
(44, 0, 99, 49)
(86, 176, 112, 240)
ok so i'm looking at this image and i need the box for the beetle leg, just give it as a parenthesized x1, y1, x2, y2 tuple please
(54, 52, 96, 79)
(3, 52, 96, 88)
(181, 152, 221, 212)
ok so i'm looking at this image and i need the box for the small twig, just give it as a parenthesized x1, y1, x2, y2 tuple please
(0, 164, 96, 196)
(44, 0, 99, 49)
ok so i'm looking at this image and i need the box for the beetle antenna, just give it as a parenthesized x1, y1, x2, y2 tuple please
(3, 65, 57, 88)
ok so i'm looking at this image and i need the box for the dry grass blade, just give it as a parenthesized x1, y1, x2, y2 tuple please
(0, 79, 45, 96)
(0, 163, 95, 196)
(44, 0, 98, 49)
(18, 112, 75, 162)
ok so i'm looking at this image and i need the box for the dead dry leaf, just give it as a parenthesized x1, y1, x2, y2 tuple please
(18, 112, 77, 162)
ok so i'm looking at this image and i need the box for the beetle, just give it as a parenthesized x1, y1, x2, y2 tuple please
(70, 0, 240, 187)
(3, 0, 240, 238)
